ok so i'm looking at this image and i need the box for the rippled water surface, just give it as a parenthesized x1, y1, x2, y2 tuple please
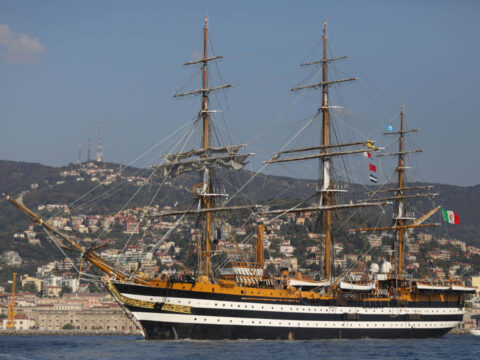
(1, 334, 480, 360)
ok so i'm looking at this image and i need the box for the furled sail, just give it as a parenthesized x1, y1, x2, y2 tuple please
(152, 144, 253, 178)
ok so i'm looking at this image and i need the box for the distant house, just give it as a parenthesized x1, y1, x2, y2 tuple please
(125, 219, 139, 234)
(1, 314, 36, 330)
(21, 275, 42, 292)
(70, 216, 83, 230)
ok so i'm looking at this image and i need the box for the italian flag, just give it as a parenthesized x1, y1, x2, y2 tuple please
(441, 209, 459, 225)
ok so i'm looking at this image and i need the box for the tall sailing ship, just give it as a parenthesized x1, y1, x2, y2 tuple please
(3, 15, 475, 340)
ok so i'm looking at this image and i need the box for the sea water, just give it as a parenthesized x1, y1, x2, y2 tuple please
(1, 334, 479, 360)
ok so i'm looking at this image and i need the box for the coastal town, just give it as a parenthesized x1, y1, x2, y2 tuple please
(1, 161, 480, 333)
(1, 2, 480, 360)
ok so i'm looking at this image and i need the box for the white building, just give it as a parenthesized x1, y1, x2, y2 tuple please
(1, 314, 36, 330)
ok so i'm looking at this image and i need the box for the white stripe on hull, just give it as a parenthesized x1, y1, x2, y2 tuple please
(132, 311, 461, 330)
(120, 292, 463, 316)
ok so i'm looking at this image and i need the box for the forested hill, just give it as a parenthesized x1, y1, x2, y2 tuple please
(0, 159, 478, 247)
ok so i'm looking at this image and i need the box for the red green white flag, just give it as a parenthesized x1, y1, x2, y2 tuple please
(441, 209, 459, 224)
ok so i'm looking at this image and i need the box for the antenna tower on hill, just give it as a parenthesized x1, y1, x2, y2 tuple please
(87, 138, 91, 162)
(96, 121, 103, 162)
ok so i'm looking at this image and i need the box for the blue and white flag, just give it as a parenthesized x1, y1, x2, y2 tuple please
(386, 125, 394, 131)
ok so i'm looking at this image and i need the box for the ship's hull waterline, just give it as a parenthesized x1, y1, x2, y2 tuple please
(138, 320, 453, 340)
(113, 283, 463, 340)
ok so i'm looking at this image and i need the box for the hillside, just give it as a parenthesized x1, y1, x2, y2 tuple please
(0, 159, 479, 271)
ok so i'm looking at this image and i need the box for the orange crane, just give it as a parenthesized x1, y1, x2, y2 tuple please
(6, 272, 17, 329)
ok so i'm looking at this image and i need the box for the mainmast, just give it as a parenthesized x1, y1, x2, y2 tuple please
(265, 18, 386, 284)
(320, 19, 333, 281)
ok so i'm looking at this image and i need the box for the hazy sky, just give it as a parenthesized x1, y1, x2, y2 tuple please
(0, 1, 479, 186)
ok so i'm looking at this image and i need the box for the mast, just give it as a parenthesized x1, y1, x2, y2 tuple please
(267, 18, 390, 285)
(202, 11, 212, 280)
(164, 12, 237, 282)
(256, 223, 266, 272)
(396, 102, 406, 276)
(320, 19, 333, 281)
(352, 103, 440, 278)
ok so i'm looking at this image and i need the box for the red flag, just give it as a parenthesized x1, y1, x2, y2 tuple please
(369, 164, 377, 172)
(363, 152, 371, 158)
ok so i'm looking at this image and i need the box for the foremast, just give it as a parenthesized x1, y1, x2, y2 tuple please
(201, 12, 213, 281)
(183, 12, 222, 282)
(153, 13, 255, 283)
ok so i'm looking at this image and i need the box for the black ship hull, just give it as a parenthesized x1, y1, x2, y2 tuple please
(139, 320, 452, 340)
(113, 282, 463, 340)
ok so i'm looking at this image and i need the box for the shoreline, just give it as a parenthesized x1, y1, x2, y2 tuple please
(0, 330, 142, 336)
(0, 329, 471, 337)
